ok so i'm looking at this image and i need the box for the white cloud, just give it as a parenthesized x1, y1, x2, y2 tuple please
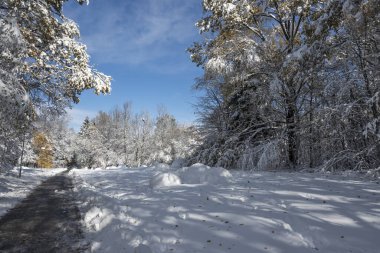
(65, 0, 201, 68)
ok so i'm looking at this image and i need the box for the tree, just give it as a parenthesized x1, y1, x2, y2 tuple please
(67, 152, 79, 169)
(189, 0, 379, 171)
(0, 0, 111, 173)
(153, 109, 178, 162)
(312, 0, 380, 170)
(1, 0, 111, 112)
(121, 103, 133, 165)
(130, 112, 154, 166)
(0, 14, 33, 172)
(75, 117, 108, 168)
(79, 104, 197, 167)
(33, 110, 77, 167)
(32, 132, 53, 168)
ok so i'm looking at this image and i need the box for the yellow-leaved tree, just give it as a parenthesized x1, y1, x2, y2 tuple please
(32, 132, 53, 169)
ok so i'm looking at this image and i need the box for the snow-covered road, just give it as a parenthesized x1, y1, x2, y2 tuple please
(0, 167, 66, 217)
(0, 173, 85, 252)
(70, 165, 380, 253)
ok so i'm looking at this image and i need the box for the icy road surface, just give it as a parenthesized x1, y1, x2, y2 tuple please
(70, 166, 380, 253)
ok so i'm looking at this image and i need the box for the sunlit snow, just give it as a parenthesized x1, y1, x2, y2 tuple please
(67, 165, 380, 253)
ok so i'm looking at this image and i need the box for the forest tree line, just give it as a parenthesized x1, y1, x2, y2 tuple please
(22, 105, 197, 169)
(1, 0, 379, 172)
(188, 0, 379, 171)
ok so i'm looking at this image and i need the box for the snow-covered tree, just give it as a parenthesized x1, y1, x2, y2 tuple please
(2, 0, 111, 111)
(75, 104, 197, 168)
(312, 0, 380, 170)
(189, 0, 379, 171)
(75, 117, 108, 168)
(0, 0, 111, 172)
(152, 109, 178, 163)
(35, 111, 77, 167)
(130, 112, 154, 166)
(0, 13, 32, 172)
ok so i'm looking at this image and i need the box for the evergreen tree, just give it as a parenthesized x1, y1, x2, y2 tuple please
(67, 152, 79, 170)
(75, 118, 108, 168)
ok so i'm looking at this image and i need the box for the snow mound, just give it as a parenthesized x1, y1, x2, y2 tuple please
(149, 173, 182, 189)
(178, 163, 232, 184)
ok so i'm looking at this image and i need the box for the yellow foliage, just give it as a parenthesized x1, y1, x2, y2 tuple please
(32, 132, 53, 169)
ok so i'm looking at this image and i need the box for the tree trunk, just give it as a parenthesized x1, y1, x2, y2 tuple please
(309, 90, 314, 168)
(19, 131, 26, 178)
(286, 98, 298, 168)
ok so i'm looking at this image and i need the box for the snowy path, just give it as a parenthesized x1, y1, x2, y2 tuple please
(70, 166, 380, 253)
(0, 172, 86, 253)
(0, 168, 67, 217)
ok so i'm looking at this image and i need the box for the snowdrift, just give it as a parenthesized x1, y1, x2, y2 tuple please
(177, 163, 232, 184)
(149, 173, 182, 189)
(149, 163, 231, 188)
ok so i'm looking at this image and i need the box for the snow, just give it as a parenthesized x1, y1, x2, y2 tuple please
(134, 244, 153, 253)
(150, 173, 182, 189)
(177, 163, 232, 184)
(0, 167, 67, 217)
(70, 166, 380, 253)
(223, 3, 236, 15)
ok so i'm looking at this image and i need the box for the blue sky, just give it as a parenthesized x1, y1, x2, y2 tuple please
(63, 0, 204, 130)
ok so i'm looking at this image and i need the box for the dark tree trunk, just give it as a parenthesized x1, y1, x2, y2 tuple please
(309, 90, 314, 168)
(286, 98, 298, 168)
(19, 132, 26, 178)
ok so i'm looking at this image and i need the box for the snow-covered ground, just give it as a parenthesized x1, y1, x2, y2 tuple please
(0, 167, 66, 217)
(70, 164, 380, 253)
